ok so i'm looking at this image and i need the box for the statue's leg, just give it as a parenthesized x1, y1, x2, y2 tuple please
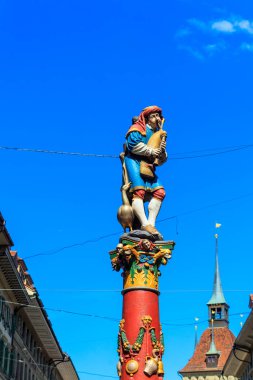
(148, 189, 166, 226)
(148, 198, 162, 226)
(132, 190, 148, 227)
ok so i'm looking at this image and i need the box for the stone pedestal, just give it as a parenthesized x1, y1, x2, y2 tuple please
(109, 234, 175, 379)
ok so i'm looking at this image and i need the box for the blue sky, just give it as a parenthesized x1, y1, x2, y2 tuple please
(1, 0, 253, 379)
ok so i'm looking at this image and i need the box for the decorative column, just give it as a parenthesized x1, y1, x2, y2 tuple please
(109, 235, 175, 379)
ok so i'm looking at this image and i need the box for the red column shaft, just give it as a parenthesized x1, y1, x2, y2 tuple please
(121, 289, 160, 380)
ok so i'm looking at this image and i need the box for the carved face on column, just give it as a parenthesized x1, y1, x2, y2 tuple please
(142, 239, 152, 251)
(116, 243, 124, 255)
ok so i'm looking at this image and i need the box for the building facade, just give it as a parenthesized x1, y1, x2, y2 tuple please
(0, 213, 79, 380)
(223, 295, 253, 380)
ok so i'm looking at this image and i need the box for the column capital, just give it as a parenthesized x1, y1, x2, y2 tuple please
(109, 236, 175, 292)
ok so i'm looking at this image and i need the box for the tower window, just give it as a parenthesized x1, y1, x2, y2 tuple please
(217, 308, 222, 319)
(206, 355, 218, 368)
(211, 308, 216, 318)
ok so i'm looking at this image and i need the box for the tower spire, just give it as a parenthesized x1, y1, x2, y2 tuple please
(207, 229, 229, 327)
(207, 234, 226, 305)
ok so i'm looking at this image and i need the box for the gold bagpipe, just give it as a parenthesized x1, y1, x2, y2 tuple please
(140, 119, 167, 180)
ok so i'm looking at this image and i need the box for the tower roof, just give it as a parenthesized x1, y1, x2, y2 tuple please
(179, 231, 235, 377)
(179, 327, 235, 373)
(207, 235, 227, 305)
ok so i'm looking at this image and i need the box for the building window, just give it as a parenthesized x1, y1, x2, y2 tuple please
(21, 321, 26, 340)
(3, 345, 9, 374)
(216, 308, 222, 319)
(210, 307, 224, 320)
(26, 329, 30, 348)
(35, 349, 39, 363)
(0, 296, 3, 319)
(16, 315, 22, 335)
(6, 305, 12, 334)
(29, 333, 33, 351)
(0, 338, 4, 370)
(16, 352, 20, 380)
(2, 302, 7, 328)
(20, 359, 24, 380)
(8, 350, 15, 378)
(206, 354, 219, 368)
(24, 363, 27, 380)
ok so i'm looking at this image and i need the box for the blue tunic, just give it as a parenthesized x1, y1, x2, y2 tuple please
(124, 125, 164, 193)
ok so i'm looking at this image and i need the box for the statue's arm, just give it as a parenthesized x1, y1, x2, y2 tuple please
(126, 132, 161, 158)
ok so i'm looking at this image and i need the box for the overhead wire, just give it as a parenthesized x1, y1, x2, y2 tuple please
(0, 354, 55, 370)
(0, 354, 118, 379)
(3, 300, 119, 322)
(23, 231, 121, 259)
(169, 144, 252, 156)
(0, 288, 252, 293)
(22, 190, 253, 259)
(169, 144, 253, 159)
(0, 146, 118, 158)
(162, 311, 250, 326)
(77, 371, 117, 378)
(0, 143, 253, 160)
(1, 299, 249, 327)
(157, 191, 253, 223)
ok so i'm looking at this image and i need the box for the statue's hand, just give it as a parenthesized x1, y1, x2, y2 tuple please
(151, 148, 162, 158)
(160, 139, 166, 152)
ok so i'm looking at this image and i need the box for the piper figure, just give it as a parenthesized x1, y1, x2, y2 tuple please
(123, 105, 167, 239)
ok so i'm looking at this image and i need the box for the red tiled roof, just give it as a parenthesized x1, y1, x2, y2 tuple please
(179, 327, 235, 373)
